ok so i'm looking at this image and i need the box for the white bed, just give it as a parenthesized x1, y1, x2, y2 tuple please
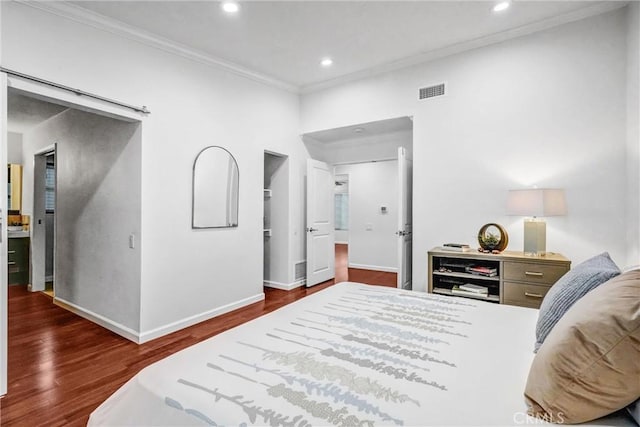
(89, 283, 634, 426)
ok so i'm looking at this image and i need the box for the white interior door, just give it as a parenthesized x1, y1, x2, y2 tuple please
(397, 147, 413, 290)
(306, 159, 335, 287)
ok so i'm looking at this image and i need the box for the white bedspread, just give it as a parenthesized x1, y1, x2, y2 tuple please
(89, 282, 634, 426)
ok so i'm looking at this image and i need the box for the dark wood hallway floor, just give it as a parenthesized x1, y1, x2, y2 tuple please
(1, 245, 396, 425)
(334, 243, 397, 286)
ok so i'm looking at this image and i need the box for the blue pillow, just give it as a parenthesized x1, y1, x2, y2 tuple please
(534, 252, 620, 352)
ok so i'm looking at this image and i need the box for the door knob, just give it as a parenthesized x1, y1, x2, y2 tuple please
(306, 227, 318, 232)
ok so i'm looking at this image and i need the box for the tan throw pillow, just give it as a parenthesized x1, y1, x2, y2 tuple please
(524, 270, 640, 424)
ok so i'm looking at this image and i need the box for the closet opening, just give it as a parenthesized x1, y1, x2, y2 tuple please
(263, 151, 291, 289)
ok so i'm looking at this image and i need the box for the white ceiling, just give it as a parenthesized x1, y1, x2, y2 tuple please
(65, 1, 625, 92)
(303, 116, 412, 144)
(7, 91, 68, 134)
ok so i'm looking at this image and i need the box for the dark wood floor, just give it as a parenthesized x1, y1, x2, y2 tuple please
(1, 245, 396, 426)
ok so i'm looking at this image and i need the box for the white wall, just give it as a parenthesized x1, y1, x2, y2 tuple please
(627, 2, 640, 268)
(21, 108, 142, 331)
(302, 8, 632, 291)
(335, 230, 349, 244)
(335, 161, 397, 271)
(7, 131, 21, 164)
(2, 1, 308, 340)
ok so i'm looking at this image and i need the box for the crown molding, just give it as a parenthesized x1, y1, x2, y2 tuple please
(300, 1, 628, 94)
(17, 0, 299, 93)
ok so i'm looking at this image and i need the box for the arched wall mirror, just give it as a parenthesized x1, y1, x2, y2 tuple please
(192, 146, 239, 228)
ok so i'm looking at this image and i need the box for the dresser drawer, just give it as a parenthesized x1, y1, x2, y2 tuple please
(7, 249, 16, 264)
(503, 282, 551, 309)
(503, 261, 568, 285)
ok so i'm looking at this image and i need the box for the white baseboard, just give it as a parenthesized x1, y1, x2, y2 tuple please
(349, 263, 398, 273)
(264, 279, 305, 291)
(54, 296, 140, 343)
(138, 292, 265, 343)
(55, 292, 266, 344)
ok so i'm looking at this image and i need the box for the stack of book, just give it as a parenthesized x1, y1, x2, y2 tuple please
(465, 265, 498, 277)
(451, 283, 489, 297)
(441, 243, 470, 252)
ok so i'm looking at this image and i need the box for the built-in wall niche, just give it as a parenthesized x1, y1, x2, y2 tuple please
(263, 151, 290, 288)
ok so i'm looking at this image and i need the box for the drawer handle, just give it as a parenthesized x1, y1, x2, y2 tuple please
(525, 271, 543, 277)
(7, 262, 16, 266)
(8, 251, 15, 254)
(525, 292, 543, 298)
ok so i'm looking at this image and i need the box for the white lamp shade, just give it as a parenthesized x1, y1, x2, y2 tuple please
(506, 189, 567, 217)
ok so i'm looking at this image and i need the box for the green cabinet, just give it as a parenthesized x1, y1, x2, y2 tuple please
(8, 237, 29, 285)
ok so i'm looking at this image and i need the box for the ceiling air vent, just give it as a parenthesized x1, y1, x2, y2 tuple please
(419, 83, 445, 100)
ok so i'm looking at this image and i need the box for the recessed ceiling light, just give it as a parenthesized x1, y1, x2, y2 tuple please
(354, 127, 365, 133)
(221, 1, 239, 13)
(320, 58, 333, 67)
(493, 1, 510, 12)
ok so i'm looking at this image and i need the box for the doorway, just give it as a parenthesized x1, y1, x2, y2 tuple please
(32, 147, 56, 295)
(302, 116, 413, 289)
(333, 158, 406, 283)
(1, 76, 145, 397)
(334, 174, 349, 244)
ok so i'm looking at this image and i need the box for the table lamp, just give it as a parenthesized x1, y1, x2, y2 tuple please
(506, 188, 566, 256)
